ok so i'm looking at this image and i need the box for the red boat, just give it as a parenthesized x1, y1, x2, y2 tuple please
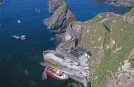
(45, 66, 69, 80)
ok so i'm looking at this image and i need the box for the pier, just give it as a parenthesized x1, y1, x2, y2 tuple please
(43, 50, 90, 87)
(43, 22, 91, 87)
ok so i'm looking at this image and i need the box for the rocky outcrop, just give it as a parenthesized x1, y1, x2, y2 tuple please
(95, 0, 134, 7)
(126, 15, 134, 24)
(116, 0, 134, 7)
(48, 0, 64, 13)
(45, 0, 76, 33)
(0, 0, 3, 3)
(106, 60, 134, 87)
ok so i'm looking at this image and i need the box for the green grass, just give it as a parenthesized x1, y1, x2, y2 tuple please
(80, 23, 106, 62)
(93, 19, 134, 87)
(91, 30, 111, 87)
(72, 7, 134, 87)
(88, 14, 106, 23)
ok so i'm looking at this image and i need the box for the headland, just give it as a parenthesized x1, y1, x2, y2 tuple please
(43, 0, 134, 87)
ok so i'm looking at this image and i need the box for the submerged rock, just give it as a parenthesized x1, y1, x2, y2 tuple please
(45, 0, 76, 33)
(0, 0, 3, 3)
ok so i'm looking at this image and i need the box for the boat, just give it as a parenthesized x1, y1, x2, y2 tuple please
(12, 35, 20, 39)
(12, 35, 26, 40)
(44, 66, 69, 80)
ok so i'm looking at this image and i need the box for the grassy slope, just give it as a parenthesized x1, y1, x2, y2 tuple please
(73, 8, 134, 87)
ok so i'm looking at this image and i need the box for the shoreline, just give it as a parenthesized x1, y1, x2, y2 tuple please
(42, 0, 134, 87)
(43, 1, 92, 86)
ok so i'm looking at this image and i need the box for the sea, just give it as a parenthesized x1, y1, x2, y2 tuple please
(0, 0, 132, 87)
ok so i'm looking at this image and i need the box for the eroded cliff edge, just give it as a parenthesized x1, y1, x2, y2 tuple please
(45, 0, 76, 33)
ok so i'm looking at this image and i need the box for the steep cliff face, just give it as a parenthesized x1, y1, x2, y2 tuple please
(95, 0, 134, 7)
(0, 0, 3, 3)
(45, 0, 76, 33)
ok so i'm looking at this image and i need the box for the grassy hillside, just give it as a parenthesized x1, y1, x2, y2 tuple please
(73, 7, 134, 87)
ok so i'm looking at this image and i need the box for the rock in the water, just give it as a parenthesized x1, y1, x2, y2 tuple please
(116, 0, 134, 7)
(0, 0, 3, 3)
(96, 0, 134, 7)
(45, 0, 76, 33)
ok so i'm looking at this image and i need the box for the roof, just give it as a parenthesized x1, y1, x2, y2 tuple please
(71, 47, 86, 57)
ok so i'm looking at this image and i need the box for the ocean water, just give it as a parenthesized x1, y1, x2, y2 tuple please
(0, 0, 132, 87)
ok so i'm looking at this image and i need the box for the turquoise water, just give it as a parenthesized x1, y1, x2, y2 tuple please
(0, 0, 132, 87)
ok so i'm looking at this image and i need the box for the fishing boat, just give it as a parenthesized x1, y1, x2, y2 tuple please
(45, 66, 69, 80)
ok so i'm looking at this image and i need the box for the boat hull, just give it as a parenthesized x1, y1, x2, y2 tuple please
(45, 66, 69, 80)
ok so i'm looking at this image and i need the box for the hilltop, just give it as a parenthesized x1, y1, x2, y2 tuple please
(71, 7, 134, 87)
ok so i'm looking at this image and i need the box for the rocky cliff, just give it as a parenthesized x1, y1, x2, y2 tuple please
(45, 0, 134, 87)
(45, 0, 76, 33)
(95, 0, 134, 7)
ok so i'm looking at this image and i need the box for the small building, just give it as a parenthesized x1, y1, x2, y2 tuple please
(70, 47, 92, 58)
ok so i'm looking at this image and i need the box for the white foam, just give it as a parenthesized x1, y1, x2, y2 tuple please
(18, 20, 21, 24)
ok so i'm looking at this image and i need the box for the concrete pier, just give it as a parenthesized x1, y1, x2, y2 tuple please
(43, 50, 91, 87)
(43, 21, 91, 87)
